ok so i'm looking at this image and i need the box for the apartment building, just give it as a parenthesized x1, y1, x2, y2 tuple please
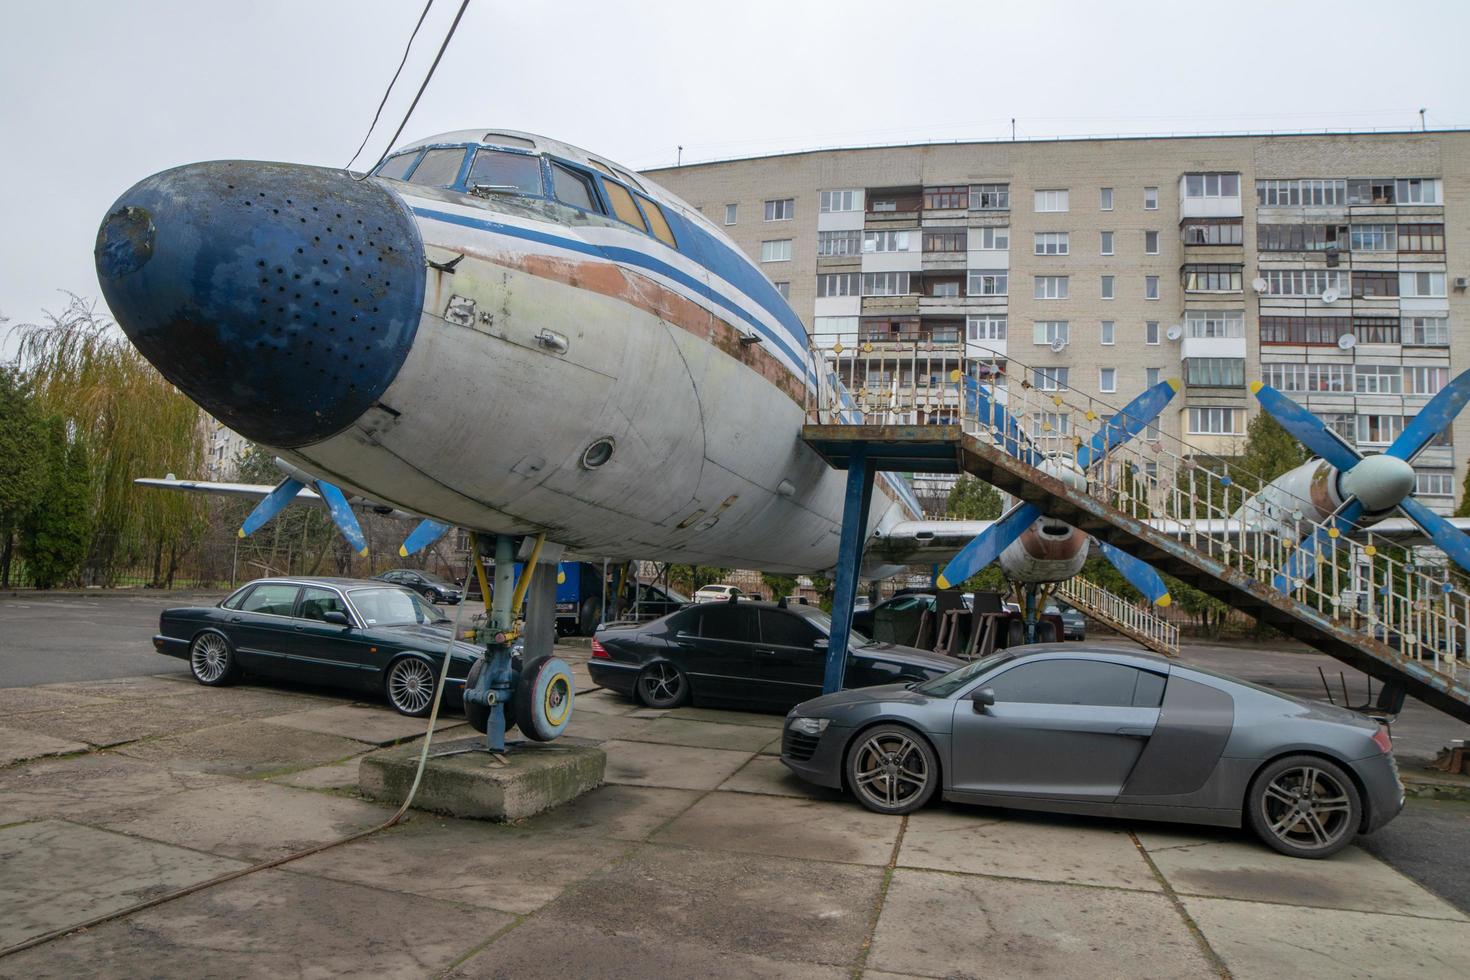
(648, 131, 1469, 512)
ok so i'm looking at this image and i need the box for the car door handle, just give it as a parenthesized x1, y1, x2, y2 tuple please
(229, 616, 243, 623)
(754, 648, 779, 656)
(1115, 727, 1153, 737)
(294, 625, 306, 632)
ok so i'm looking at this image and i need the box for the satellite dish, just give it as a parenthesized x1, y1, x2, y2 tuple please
(1165, 324, 1183, 342)
(1321, 287, 1341, 304)
(1049, 337, 1067, 353)
(1251, 277, 1269, 294)
(1337, 333, 1357, 350)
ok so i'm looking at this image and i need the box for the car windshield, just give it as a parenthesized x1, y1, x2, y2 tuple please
(795, 608, 873, 646)
(347, 587, 449, 626)
(415, 571, 455, 586)
(913, 651, 1017, 698)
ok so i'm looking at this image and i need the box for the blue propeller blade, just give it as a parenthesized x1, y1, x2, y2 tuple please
(399, 518, 451, 558)
(1272, 498, 1365, 593)
(314, 480, 369, 557)
(1387, 369, 1470, 462)
(962, 377, 1041, 466)
(239, 477, 305, 538)
(1074, 379, 1181, 470)
(936, 502, 1041, 590)
(1250, 382, 1361, 472)
(1094, 539, 1171, 606)
(1399, 496, 1470, 575)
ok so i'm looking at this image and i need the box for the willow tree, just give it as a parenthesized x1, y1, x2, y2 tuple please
(14, 295, 207, 585)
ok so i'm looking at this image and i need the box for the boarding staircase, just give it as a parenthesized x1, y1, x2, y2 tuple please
(802, 334, 1470, 723)
(1055, 575, 1181, 657)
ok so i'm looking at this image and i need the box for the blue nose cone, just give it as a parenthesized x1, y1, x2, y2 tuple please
(95, 161, 425, 447)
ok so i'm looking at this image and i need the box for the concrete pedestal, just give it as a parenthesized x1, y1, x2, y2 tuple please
(359, 737, 605, 821)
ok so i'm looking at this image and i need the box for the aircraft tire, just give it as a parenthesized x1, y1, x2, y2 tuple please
(516, 655, 575, 741)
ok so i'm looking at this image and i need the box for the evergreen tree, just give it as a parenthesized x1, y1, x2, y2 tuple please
(0, 367, 49, 586)
(759, 572, 799, 601)
(943, 476, 1007, 593)
(20, 418, 93, 588)
(1235, 411, 1307, 494)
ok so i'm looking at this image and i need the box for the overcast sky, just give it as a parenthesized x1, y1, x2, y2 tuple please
(3, 0, 1467, 356)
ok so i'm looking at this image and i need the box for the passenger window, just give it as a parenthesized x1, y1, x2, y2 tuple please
(375, 152, 421, 181)
(551, 162, 600, 211)
(603, 181, 648, 231)
(760, 610, 819, 649)
(987, 660, 1142, 707)
(637, 195, 677, 248)
(698, 605, 757, 643)
(467, 148, 543, 196)
(240, 584, 301, 617)
(407, 147, 467, 188)
(221, 587, 250, 610)
(1134, 670, 1167, 708)
(298, 587, 347, 623)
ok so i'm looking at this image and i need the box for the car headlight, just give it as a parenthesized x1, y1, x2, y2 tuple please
(789, 717, 830, 736)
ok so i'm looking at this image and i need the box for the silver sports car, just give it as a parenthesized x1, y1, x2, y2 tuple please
(781, 646, 1404, 858)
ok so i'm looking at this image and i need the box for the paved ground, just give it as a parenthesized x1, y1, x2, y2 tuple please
(0, 591, 202, 686)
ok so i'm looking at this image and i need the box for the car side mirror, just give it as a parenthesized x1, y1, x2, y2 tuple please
(323, 611, 351, 627)
(970, 687, 996, 712)
(813, 637, 829, 654)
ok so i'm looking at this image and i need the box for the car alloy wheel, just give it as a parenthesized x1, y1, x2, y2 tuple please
(636, 661, 687, 709)
(386, 657, 438, 717)
(847, 725, 938, 815)
(189, 632, 236, 686)
(1248, 755, 1361, 858)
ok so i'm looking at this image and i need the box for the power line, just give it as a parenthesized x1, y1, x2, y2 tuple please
(344, 0, 437, 172)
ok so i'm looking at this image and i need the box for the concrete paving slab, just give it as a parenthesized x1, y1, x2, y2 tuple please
(175, 685, 342, 720)
(868, 867, 1216, 979)
(600, 739, 754, 791)
(560, 707, 656, 742)
(1148, 837, 1467, 919)
(4, 697, 224, 747)
(719, 754, 843, 799)
(0, 866, 511, 979)
(1133, 823, 1243, 852)
(37, 674, 211, 700)
(450, 916, 851, 979)
(268, 757, 365, 792)
(635, 716, 780, 751)
(0, 753, 229, 826)
(0, 819, 246, 948)
(664, 705, 786, 729)
(899, 805, 1162, 891)
(261, 702, 460, 745)
(115, 718, 369, 777)
(759, 733, 784, 755)
(0, 686, 114, 715)
(1183, 895, 1470, 980)
(513, 784, 701, 841)
(95, 779, 392, 862)
(656, 790, 898, 866)
(542, 844, 882, 968)
(570, 690, 640, 716)
(0, 727, 88, 766)
(291, 816, 632, 914)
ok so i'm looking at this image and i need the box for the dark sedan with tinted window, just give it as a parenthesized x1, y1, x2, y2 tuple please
(153, 577, 486, 716)
(589, 599, 963, 712)
(374, 567, 463, 604)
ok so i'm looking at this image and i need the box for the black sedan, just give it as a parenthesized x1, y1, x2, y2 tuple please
(153, 576, 482, 716)
(374, 567, 463, 604)
(590, 599, 963, 712)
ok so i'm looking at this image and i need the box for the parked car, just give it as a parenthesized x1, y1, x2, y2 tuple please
(781, 645, 1404, 858)
(693, 584, 743, 603)
(1047, 603, 1087, 640)
(590, 599, 963, 712)
(626, 582, 691, 621)
(153, 577, 490, 716)
(851, 591, 934, 637)
(374, 568, 463, 605)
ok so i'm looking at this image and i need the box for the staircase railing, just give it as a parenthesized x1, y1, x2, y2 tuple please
(1055, 576, 1180, 657)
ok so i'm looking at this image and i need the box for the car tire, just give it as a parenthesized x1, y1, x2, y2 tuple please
(635, 661, 689, 709)
(515, 655, 575, 741)
(579, 596, 600, 636)
(462, 658, 519, 736)
(1246, 754, 1362, 859)
(384, 656, 439, 717)
(1034, 621, 1058, 643)
(846, 724, 939, 815)
(189, 630, 239, 687)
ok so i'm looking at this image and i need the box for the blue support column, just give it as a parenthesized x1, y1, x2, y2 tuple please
(824, 444, 875, 695)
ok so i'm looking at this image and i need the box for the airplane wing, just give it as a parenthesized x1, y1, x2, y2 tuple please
(133, 477, 418, 520)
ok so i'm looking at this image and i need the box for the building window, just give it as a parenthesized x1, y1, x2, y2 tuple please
(972, 226, 1009, 250)
(971, 184, 1009, 210)
(928, 277, 962, 298)
(816, 273, 860, 297)
(1184, 173, 1241, 198)
(1034, 276, 1069, 299)
(1264, 269, 1347, 296)
(968, 271, 1008, 295)
(861, 272, 911, 296)
(1189, 407, 1242, 435)
(1347, 179, 1397, 206)
(1185, 357, 1244, 387)
(761, 239, 792, 263)
(1100, 231, 1114, 255)
(1259, 316, 1351, 345)
(724, 203, 738, 225)
(1181, 264, 1241, 292)
(1145, 321, 1160, 345)
(1256, 179, 1347, 207)
(1099, 367, 1117, 392)
(764, 198, 794, 221)
(1033, 320, 1069, 346)
(1033, 368, 1070, 391)
(863, 230, 912, 253)
(1349, 224, 1397, 251)
(924, 185, 968, 209)
(1031, 411, 1071, 435)
(1256, 224, 1345, 251)
(819, 189, 860, 212)
(774, 281, 790, 300)
(813, 315, 858, 336)
(1101, 275, 1115, 300)
(1185, 310, 1244, 338)
(1401, 271, 1447, 298)
(1182, 218, 1244, 245)
(1398, 224, 1445, 253)
(1407, 366, 1449, 395)
(1262, 362, 1349, 392)
(1145, 230, 1159, 254)
(967, 315, 1007, 342)
(1034, 189, 1069, 212)
(1357, 414, 1405, 445)
(1146, 367, 1161, 387)
(1034, 232, 1069, 255)
(1100, 187, 1114, 210)
(1416, 470, 1454, 496)
(1100, 320, 1115, 345)
(1352, 271, 1398, 299)
(1145, 275, 1160, 299)
(1352, 316, 1400, 344)
(861, 317, 922, 342)
(1396, 178, 1442, 205)
(1144, 186, 1158, 210)
(923, 228, 968, 252)
(1404, 316, 1450, 346)
(817, 230, 861, 256)
(870, 198, 897, 213)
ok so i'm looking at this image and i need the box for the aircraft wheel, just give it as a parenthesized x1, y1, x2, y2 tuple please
(463, 658, 517, 736)
(1034, 621, 1058, 644)
(516, 656, 575, 741)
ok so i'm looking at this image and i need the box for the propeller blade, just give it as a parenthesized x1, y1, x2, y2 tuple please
(399, 519, 452, 558)
(935, 502, 1041, 590)
(239, 477, 305, 537)
(1250, 381, 1361, 471)
(314, 480, 369, 557)
(1094, 539, 1171, 606)
(962, 377, 1041, 466)
(1074, 378, 1181, 470)
(1272, 498, 1365, 593)
(1399, 496, 1470, 575)
(1387, 369, 1470, 462)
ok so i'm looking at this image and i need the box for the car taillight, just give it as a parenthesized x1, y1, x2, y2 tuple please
(590, 638, 609, 659)
(1372, 727, 1393, 754)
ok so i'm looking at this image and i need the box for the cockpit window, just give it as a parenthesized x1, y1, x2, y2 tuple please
(375, 151, 421, 181)
(602, 181, 648, 231)
(613, 168, 645, 192)
(482, 132, 536, 149)
(407, 147, 468, 188)
(467, 148, 543, 196)
(587, 160, 618, 179)
(636, 195, 678, 248)
(551, 162, 601, 212)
